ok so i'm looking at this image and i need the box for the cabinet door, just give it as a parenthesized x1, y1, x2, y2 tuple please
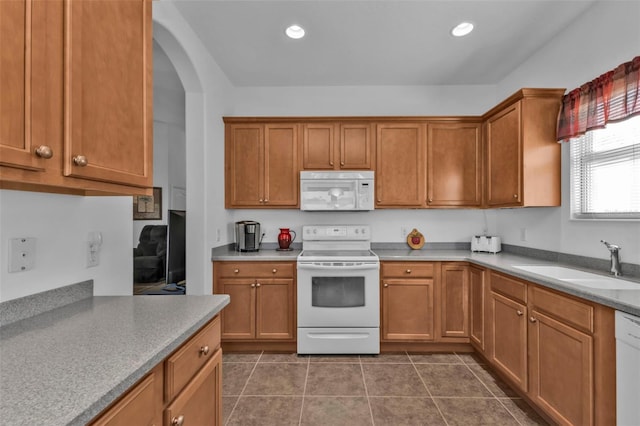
(0, 0, 60, 172)
(440, 263, 469, 338)
(264, 123, 298, 207)
(469, 266, 486, 352)
(256, 279, 295, 340)
(225, 124, 264, 207)
(427, 123, 481, 207)
(490, 291, 528, 391)
(218, 279, 256, 340)
(90, 366, 162, 426)
(164, 349, 222, 426)
(486, 102, 522, 206)
(376, 123, 426, 207)
(64, 0, 152, 187)
(302, 123, 335, 170)
(529, 310, 593, 426)
(382, 278, 434, 341)
(340, 123, 372, 169)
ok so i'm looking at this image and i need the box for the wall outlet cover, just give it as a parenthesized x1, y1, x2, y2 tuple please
(9, 238, 36, 273)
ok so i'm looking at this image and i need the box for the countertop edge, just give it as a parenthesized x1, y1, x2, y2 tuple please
(71, 295, 230, 425)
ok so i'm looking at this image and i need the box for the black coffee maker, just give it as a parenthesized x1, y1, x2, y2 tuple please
(235, 221, 262, 252)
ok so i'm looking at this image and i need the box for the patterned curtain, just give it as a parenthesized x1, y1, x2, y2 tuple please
(557, 56, 640, 141)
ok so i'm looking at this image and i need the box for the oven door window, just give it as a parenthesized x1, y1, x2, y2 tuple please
(311, 276, 365, 307)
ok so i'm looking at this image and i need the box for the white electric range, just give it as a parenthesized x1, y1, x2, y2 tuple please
(296, 225, 380, 354)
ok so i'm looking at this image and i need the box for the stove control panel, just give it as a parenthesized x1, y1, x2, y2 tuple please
(303, 225, 371, 241)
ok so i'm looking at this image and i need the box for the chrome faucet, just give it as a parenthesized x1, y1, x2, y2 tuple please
(601, 240, 622, 277)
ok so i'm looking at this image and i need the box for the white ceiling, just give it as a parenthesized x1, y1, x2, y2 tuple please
(170, 0, 598, 87)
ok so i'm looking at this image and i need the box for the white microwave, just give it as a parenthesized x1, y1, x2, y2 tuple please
(300, 171, 375, 211)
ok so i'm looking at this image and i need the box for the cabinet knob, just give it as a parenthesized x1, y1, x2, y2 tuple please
(383, 283, 388, 288)
(171, 415, 185, 426)
(73, 155, 88, 167)
(256, 282, 261, 287)
(234, 269, 239, 274)
(200, 345, 210, 356)
(529, 316, 537, 323)
(340, 161, 345, 166)
(330, 161, 334, 166)
(264, 199, 269, 203)
(428, 198, 433, 203)
(516, 310, 523, 316)
(272, 269, 277, 274)
(34, 145, 53, 159)
(251, 283, 256, 288)
(377, 199, 381, 203)
(405, 269, 412, 274)
(513, 194, 518, 198)
(259, 199, 264, 203)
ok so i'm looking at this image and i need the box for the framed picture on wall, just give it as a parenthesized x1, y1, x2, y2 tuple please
(133, 187, 162, 220)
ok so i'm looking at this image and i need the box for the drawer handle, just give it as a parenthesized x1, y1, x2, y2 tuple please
(405, 269, 412, 274)
(272, 268, 277, 274)
(34, 145, 53, 159)
(516, 310, 523, 316)
(200, 345, 210, 356)
(171, 415, 185, 426)
(234, 269, 239, 274)
(529, 316, 537, 323)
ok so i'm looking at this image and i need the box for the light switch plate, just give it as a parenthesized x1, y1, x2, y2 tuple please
(9, 238, 36, 273)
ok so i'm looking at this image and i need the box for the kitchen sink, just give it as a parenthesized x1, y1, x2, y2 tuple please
(512, 265, 640, 290)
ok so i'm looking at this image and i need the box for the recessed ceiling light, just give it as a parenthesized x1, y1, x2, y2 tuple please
(285, 25, 305, 39)
(451, 22, 474, 37)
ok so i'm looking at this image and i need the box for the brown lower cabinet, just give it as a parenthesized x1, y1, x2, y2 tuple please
(89, 316, 222, 426)
(487, 271, 615, 426)
(213, 262, 296, 345)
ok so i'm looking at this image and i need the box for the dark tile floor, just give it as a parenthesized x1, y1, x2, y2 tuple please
(222, 351, 550, 426)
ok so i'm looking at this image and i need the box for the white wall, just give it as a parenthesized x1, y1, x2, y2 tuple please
(494, 0, 640, 264)
(0, 190, 132, 302)
(154, 2, 235, 294)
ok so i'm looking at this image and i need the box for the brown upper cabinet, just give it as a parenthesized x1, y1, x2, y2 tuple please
(376, 122, 426, 208)
(427, 122, 482, 207)
(483, 88, 565, 207)
(0, 0, 153, 196)
(225, 123, 299, 208)
(302, 122, 373, 170)
(223, 88, 564, 209)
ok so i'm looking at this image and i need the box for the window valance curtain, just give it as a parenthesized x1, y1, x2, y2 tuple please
(557, 56, 640, 141)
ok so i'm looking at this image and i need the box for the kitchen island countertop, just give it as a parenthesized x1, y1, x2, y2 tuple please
(0, 294, 230, 425)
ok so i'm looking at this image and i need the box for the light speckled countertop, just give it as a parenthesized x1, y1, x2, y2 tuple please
(0, 294, 230, 426)
(212, 246, 640, 316)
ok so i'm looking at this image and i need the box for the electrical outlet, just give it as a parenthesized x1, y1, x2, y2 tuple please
(216, 228, 221, 242)
(9, 238, 36, 272)
(520, 228, 527, 242)
(87, 242, 100, 267)
(401, 227, 409, 239)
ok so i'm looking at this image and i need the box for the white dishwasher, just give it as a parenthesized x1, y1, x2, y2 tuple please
(615, 310, 640, 426)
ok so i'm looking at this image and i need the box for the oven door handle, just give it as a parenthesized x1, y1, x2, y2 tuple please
(297, 262, 379, 271)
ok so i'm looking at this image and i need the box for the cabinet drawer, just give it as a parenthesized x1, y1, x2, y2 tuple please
(164, 348, 222, 426)
(216, 262, 295, 278)
(490, 272, 527, 303)
(529, 285, 593, 333)
(165, 316, 221, 402)
(382, 262, 434, 278)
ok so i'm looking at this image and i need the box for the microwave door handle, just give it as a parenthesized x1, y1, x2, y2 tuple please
(297, 263, 378, 271)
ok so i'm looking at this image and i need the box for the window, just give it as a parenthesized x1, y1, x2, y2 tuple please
(570, 115, 640, 219)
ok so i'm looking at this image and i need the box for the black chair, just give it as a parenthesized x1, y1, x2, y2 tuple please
(133, 225, 167, 283)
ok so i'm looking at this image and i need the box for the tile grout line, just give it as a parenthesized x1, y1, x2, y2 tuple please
(457, 352, 526, 426)
(409, 351, 450, 426)
(224, 351, 263, 426)
(358, 355, 376, 426)
(298, 355, 311, 426)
